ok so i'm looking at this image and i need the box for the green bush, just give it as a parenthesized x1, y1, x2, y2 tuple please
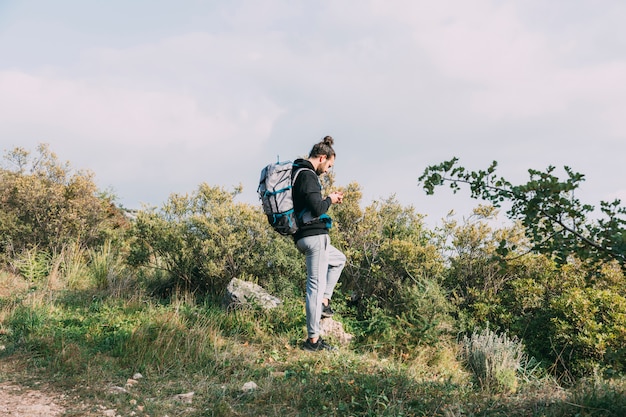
(332, 194, 445, 309)
(441, 206, 626, 378)
(127, 183, 304, 297)
(328, 190, 452, 351)
(550, 286, 626, 376)
(0, 144, 127, 262)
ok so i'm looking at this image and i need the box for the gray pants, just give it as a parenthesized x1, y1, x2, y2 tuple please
(296, 234, 346, 339)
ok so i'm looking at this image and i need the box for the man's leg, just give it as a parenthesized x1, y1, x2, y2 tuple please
(296, 235, 329, 341)
(323, 243, 346, 302)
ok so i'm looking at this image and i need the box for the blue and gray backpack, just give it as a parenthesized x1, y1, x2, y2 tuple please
(257, 160, 312, 235)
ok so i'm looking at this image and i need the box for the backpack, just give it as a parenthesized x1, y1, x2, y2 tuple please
(257, 160, 312, 235)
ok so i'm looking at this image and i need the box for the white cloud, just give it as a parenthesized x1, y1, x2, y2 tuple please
(369, 0, 626, 140)
(0, 67, 284, 206)
(0, 70, 282, 148)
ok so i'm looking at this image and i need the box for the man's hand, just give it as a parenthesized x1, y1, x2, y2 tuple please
(329, 191, 344, 204)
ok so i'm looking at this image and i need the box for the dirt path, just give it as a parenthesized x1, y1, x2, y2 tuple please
(0, 382, 65, 416)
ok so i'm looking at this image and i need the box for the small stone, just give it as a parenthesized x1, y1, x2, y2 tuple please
(241, 381, 258, 392)
(107, 386, 129, 394)
(133, 373, 144, 380)
(173, 392, 194, 404)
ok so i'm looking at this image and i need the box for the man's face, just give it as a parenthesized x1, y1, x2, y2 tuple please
(316, 155, 335, 175)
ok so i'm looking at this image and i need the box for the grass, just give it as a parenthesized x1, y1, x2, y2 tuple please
(1, 270, 626, 416)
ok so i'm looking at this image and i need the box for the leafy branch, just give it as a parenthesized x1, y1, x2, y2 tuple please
(418, 158, 626, 269)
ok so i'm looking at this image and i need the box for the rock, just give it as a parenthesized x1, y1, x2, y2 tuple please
(224, 278, 282, 310)
(320, 317, 353, 345)
(173, 392, 194, 404)
(132, 373, 144, 380)
(241, 381, 258, 392)
(107, 386, 129, 394)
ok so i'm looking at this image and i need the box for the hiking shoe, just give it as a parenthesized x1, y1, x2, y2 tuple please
(302, 337, 337, 352)
(321, 302, 334, 318)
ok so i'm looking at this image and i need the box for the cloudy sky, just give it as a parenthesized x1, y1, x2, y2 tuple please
(1, 1, 625, 226)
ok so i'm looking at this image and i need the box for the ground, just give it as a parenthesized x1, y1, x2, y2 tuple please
(0, 357, 100, 417)
(0, 382, 65, 416)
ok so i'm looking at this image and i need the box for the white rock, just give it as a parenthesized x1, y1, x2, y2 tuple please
(173, 392, 194, 404)
(107, 386, 129, 394)
(133, 373, 144, 380)
(241, 381, 258, 392)
(320, 317, 354, 345)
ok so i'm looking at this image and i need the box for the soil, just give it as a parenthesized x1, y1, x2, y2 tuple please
(0, 382, 65, 416)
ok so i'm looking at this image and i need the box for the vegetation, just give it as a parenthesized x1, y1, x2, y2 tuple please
(0, 144, 625, 416)
(419, 158, 626, 270)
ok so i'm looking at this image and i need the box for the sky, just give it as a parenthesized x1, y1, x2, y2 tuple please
(1, 0, 625, 227)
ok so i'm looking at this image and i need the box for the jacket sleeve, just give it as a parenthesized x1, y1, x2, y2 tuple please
(295, 170, 331, 217)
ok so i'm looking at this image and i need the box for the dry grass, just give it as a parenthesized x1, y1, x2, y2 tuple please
(0, 270, 29, 299)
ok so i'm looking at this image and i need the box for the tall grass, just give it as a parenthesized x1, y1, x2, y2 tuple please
(57, 241, 89, 289)
(560, 376, 626, 417)
(120, 306, 220, 373)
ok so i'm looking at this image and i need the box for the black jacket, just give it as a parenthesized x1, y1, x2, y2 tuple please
(292, 159, 332, 241)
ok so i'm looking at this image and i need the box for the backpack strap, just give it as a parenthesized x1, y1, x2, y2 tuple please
(291, 163, 315, 187)
(291, 164, 329, 227)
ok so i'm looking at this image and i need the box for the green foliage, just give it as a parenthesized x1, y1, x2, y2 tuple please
(329, 189, 452, 351)
(0, 144, 128, 262)
(439, 207, 626, 378)
(550, 286, 626, 376)
(333, 193, 445, 305)
(11, 247, 52, 282)
(353, 281, 453, 354)
(419, 158, 626, 271)
(127, 183, 304, 297)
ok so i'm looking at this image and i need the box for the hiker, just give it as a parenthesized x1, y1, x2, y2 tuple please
(292, 136, 346, 352)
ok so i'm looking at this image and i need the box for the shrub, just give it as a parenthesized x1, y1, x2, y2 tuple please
(127, 183, 304, 297)
(332, 194, 445, 311)
(328, 191, 452, 351)
(550, 286, 626, 376)
(0, 144, 127, 262)
(460, 327, 527, 393)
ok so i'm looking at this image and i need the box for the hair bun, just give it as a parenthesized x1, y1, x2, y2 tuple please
(322, 135, 334, 146)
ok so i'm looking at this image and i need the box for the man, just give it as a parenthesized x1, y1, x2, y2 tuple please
(292, 136, 346, 352)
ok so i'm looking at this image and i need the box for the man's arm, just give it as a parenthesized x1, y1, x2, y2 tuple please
(298, 171, 332, 217)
